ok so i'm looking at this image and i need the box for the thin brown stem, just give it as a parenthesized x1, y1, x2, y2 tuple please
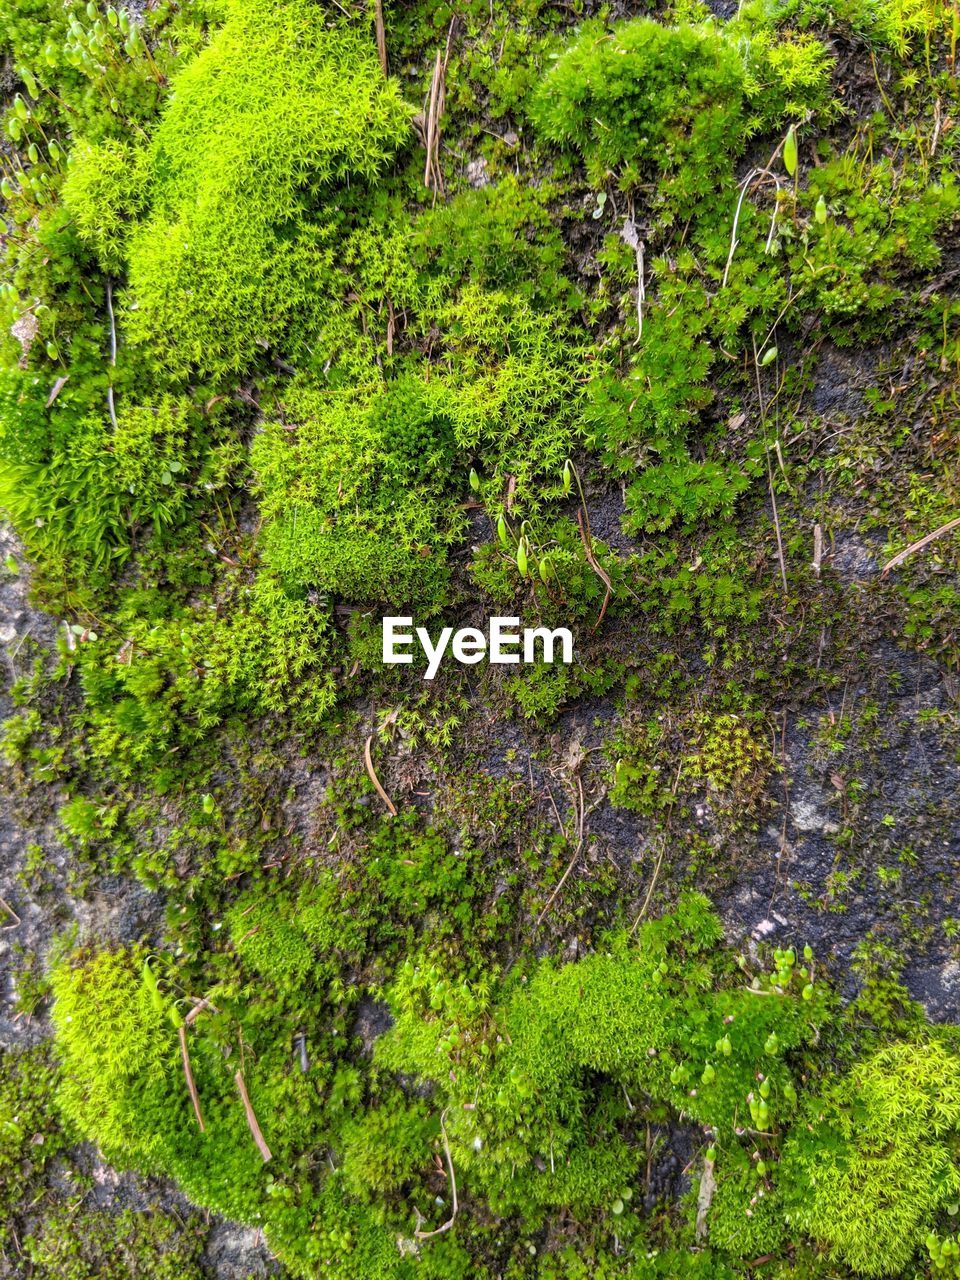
(0, 895, 21, 929)
(752, 337, 788, 595)
(364, 734, 397, 816)
(234, 1069, 272, 1162)
(882, 515, 960, 575)
(375, 0, 388, 76)
(178, 1025, 205, 1132)
(576, 509, 612, 632)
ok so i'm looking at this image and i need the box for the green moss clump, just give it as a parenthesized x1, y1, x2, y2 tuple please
(340, 1099, 435, 1199)
(530, 19, 750, 204)
(377, 895, 825, 1218)
(253, 379, 457, 604)
(124, 0, 411, 381)
(50, 943, 316, 1226)
(47, 884, 960, 1277)
(228, 872, 367, 985)
(0, 1044, 67, 1252)
(61, 138, 147, 274)
(51, 946, 174, 1159)
(781, 1039, 960, 1275)
(23, 1205, 207, 1280)
(74, 571, 337, 782)
(254, 281, 584, 604)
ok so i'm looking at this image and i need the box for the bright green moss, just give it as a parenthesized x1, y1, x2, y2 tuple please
(253, 379, 457, 603)
(0, 358, 122, 584)
(530, 19, 750, 202)
(7, 1, 960, 1276)
(412, 175, 575, 309)
(75, 571, 337, 778)
(626, 1250, 741, 1280)
(377, 896, 824, 1218)
(707, 1162, 788, 1260)
(228, 872, 367, 986)
(530, 10, 833, 208)
(753, 0, 956, 56)
(228, 896, 318, 986)
(340, 1099, 435, 1198)
(781, 1039, 960, 1275)
(50, 945, 213, 1185)
(265, 1175, 408, 1280)
(124, 0, 411, 381)
(253, 280, 584, 603)
(47, 894, 960, 1277)
(51, 942, 323, 1228)
(61, 138, 147, 274)
(625, 458, 753, 535)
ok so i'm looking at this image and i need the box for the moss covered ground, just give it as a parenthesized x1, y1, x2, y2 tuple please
(0, 0, 959, 1276)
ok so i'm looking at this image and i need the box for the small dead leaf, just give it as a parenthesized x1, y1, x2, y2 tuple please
(46, 375, 69, 408)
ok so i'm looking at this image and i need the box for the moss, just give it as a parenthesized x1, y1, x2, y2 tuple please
(0, 1044, 68, 1252)
(376, 896, 827, 1221)
(252, 379, 457, 604)
(531, 18, 752, 204)
(51, 946, 175, 1162)
(253, 279, 585, 605)
(340, 1098, 435, 1199)
(781, 1039, 960, 1275)
(3, 0, 960, 1274)
(707, 1165, 788, 1260)
(23, 1205, 207, 1280)
(124, 0, 411, 381)
(61, 138, 147, 274)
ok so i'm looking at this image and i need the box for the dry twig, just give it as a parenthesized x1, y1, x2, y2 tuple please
(534, 838, 583, 930)
(424, 52, 443, 190)
(0, 895, 21, 929)
(106, 279, 119, 432)
(881, 516, 960, 575)
(752, 337, 789, 595)
(374, 0, 388, 76)
(631, 759, 683, 933)
(695, 1151, 716, 1241)
(414, 1110, 458, 1238)
(46, 375, 69, 409)
(722, 169, 759, 289)
(631, 838, 665, 934)
(575, 509, 612, 632)
(423, 20, 456, 191)
(620, 218, 646, 343)
(722, 139, 786, 288)
(535, 774, 586, 929)
(364, 734, 397, 816)
(178, 1025, 205, 1132)
(234, 1069, 272, 1162)
(184, 996, 220, 1026)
